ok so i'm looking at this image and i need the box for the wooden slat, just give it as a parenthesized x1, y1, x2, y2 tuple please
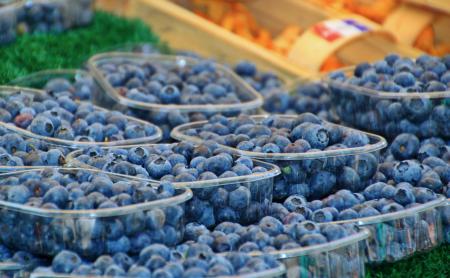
(127, 0, 421, 79)
(129, 0, 315, 81)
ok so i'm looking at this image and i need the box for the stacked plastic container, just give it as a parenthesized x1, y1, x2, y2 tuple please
(66, 143, 281, 228)
(171, 115, 388, 201)
(171, 114, 448, 264)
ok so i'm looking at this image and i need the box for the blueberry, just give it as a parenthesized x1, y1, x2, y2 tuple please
(52, 250, 82, 274)
(29, 115, 54, 136)
(352, 153, 379, 181)
(393, 160, 422, 184)
(309, 171, 336, 199)
(301, 124, 330, 149)
(7, 185, 32, 204)
(146, 156, 172, 179)
(128, 265, 152, 277)
(205, 155, 232, 175)
(235, 61, 257, 76)
(311, 209, 334, 222)
(390, 133, 420, 160)
(227, 186, 251, 210)
(337, 166, 362, 192)
(338, 208, 359, 220)
(299, 233, 327, 246)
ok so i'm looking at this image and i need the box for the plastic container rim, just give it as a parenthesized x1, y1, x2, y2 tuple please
(101, 42, 293, 88)
(332, 195, 446, 226)
(171, 114, 388, 160)
(65, 144, 282, 189)
(323, 66, 450, 99)
(8, 69, 92, 86)
(0, 167, 193, 218)
(0, 262, 24, 271)
(29, 263, 286, 278)
(87, 52, 264, 112)
(0, 85, 163, 146)
(232, 227, 370, 260)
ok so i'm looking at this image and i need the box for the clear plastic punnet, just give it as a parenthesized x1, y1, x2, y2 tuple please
(87, 52, 264, 140)
(171, 115, 388, 201)
(245, 226, 370, 278)
(0, 86, 163, 148)
(29, 264, 286, 278)
(324, 67, 450, 140)
(66, 144, 281, 228)
(0, 168, 192, 257)
(331, 196, 446, 263)
(9, 69, 101, 102)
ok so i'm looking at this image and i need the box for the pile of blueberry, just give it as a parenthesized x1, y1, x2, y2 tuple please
(233, 61, 283, 95)
(41, 73, 97, 101)
(16, 0, 66, 34)
(380, 134, 450, 197)
(95, 57, 261, 140)
(327, 54, 450, 139)
(381, 133, 450, 243)
(0, 0, 94, 46)
(0, 90, 159, 143)
(277, 185, 439, 224)
(73, 141, 275, 227)
(261, 82, 336, 121)
(183, 218, 358, 253)
(0, 129, 67, 167)
(98, 58, 247, 107)
(0, 168, 187, 257)
(32, 243, 283, 277)
(179, 113, 382, 200)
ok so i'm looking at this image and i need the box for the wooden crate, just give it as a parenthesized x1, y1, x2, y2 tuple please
(96, 0, 132, 16)
(383, 0, 450, 56)
(127, 0, 421, 80)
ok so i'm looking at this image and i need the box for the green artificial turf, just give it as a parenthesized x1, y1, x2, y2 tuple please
(0, 11, 167, 84)
(366, 244, 449, 278)
(0, 10, 448, 278)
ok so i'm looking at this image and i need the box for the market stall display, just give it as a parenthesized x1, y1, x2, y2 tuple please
(0, 3, 449, 278)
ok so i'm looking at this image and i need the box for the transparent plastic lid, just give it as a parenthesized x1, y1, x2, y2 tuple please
(0, 167, 192, 218)
(0, 86, 163, 147)
(87, 52, 264, 112)
(240, 227, 370, 260)
(30, 264, 286, 278)
(324, 66, 450, 99)
(171, 114, 387, 161)
(66, 144, 281, 189)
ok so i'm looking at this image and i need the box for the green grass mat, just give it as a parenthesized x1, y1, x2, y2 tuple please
(367, 244, 449, 278)
(0, 10, 448, 278)
(0, 11, 166, 84)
